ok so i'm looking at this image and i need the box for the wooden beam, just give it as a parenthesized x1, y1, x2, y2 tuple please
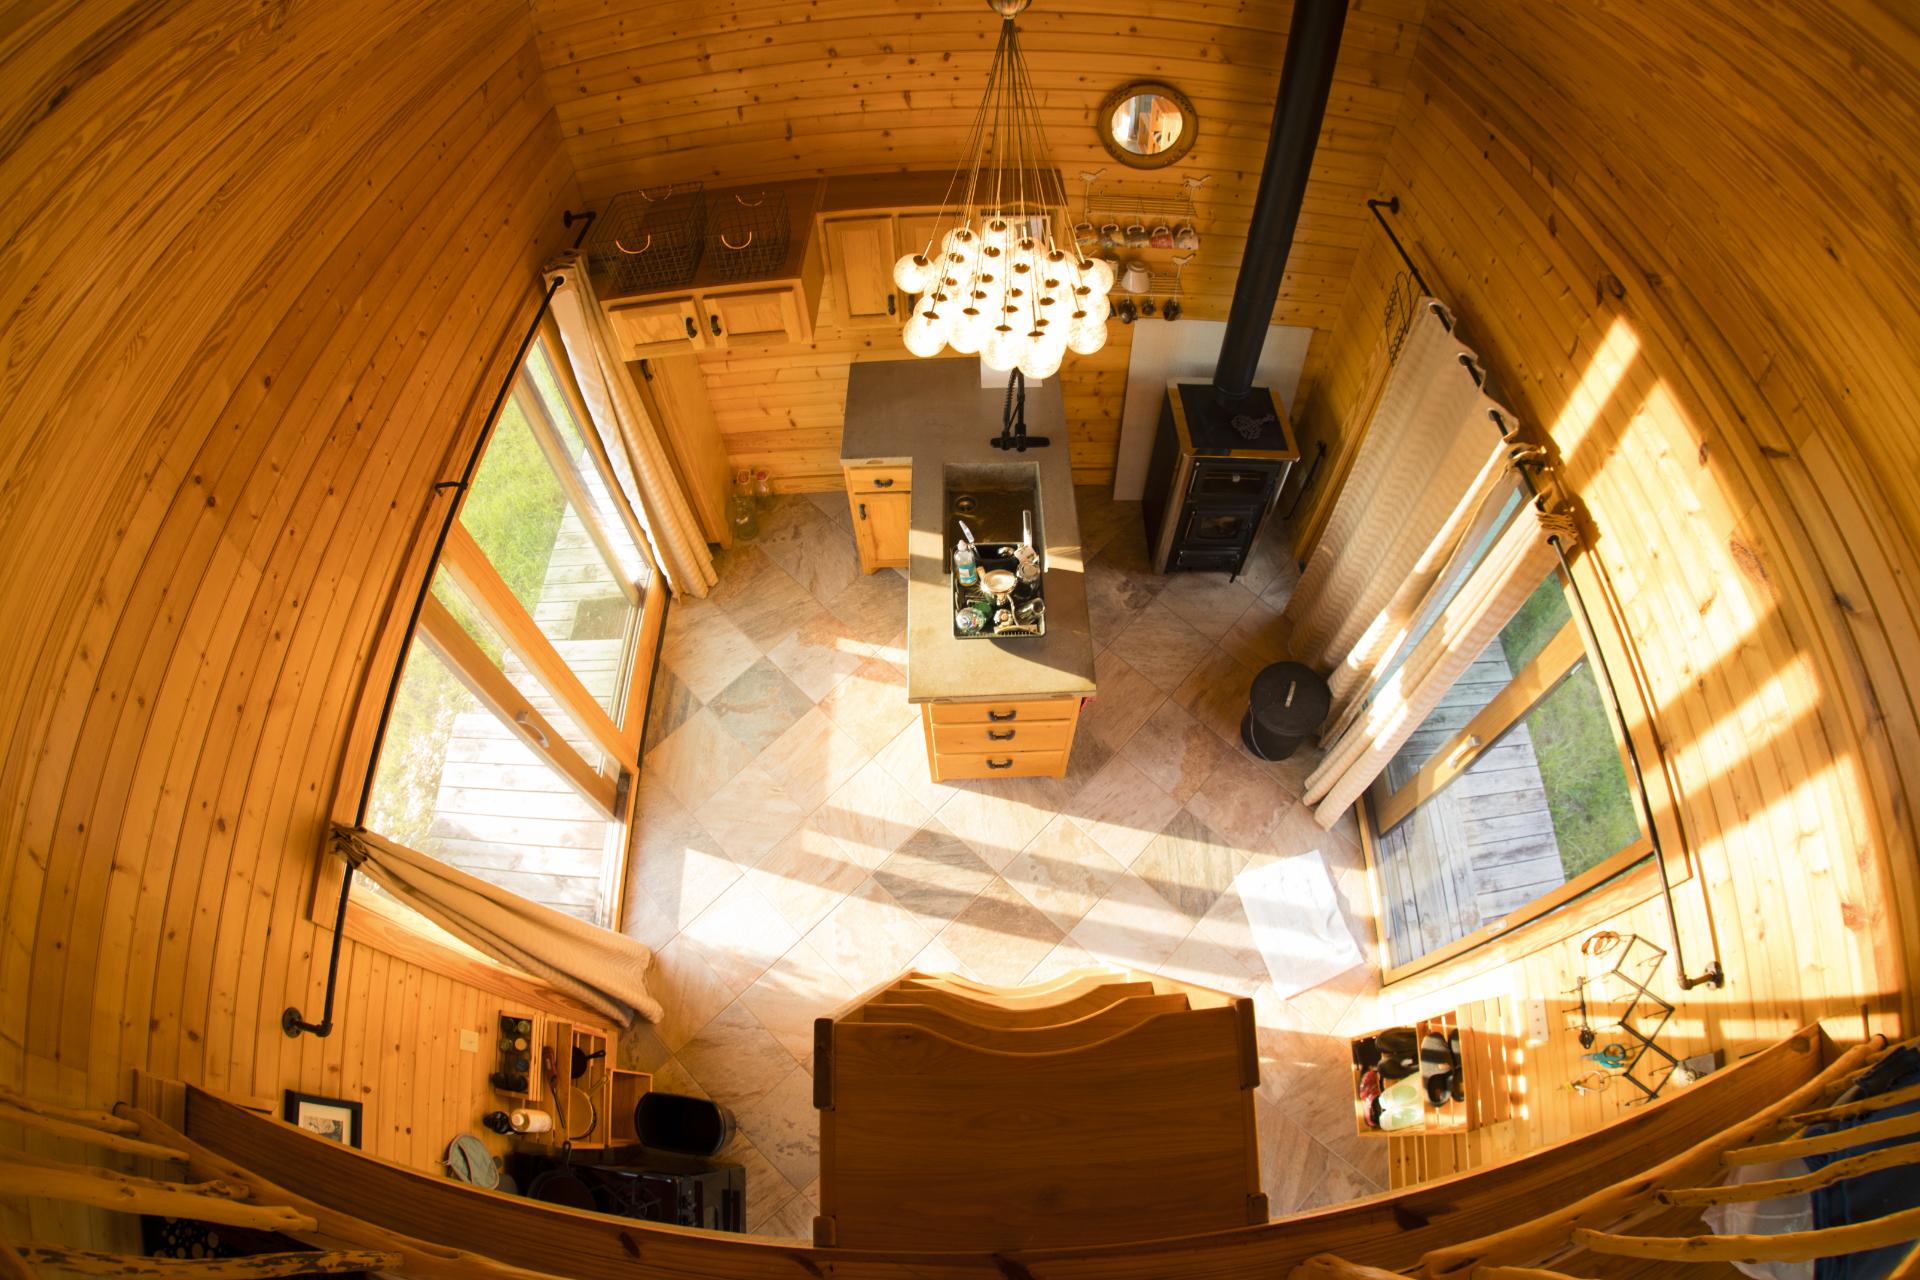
(0, 1238, 34, 1280)
(1292, 1255, 1416, 1280)
(1661, 1142, 1920, 1206)
(2, 1147, 249, 1199)
(415, 592, 618, 818)
(1787, 1078, 1920, 1126)
(0, 1101, 190, 1165)
(16, 1246, 400, 1278)
(0, 1085, 141, 1137)
(0, 1167, 314, 1233)
(511, 381, 639, 607)
(1727, 1106, 1920, 1166)
(1572, 1205, 1920, 1263)
(1471, 1269, 1596, 1280)
(439, 522, 629, 765)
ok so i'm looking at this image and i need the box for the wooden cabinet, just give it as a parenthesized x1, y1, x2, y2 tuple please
(823, 213, 902, 328)
(607, 296, 705, 357)
(634, 354, 732, 547)
(845, 461, 910, 572)
(702, 283, 811, 348)
(919, 696, 1082, 781)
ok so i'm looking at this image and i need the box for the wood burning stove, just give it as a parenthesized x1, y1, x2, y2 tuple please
(1143, 379, 1297, 576)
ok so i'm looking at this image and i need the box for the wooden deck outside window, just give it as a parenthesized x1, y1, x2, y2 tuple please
(1362, 554, 1668, 978)
(352, 318, 668, 933)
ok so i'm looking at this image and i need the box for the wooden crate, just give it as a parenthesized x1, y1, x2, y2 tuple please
(1352, 1002, 1513, 1136)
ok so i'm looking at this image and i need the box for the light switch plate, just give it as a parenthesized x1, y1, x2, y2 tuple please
(458, 1028, 480, 1053)
(1525, 997, 1551, 1044)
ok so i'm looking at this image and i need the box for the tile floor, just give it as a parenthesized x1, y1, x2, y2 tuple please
(618, 488, 1389, 1237)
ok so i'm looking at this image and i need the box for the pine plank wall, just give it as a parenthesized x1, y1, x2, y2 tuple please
(0, 0, 585, 1247)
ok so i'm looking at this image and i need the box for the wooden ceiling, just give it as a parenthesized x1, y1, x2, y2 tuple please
(528, 0, 1427, 327)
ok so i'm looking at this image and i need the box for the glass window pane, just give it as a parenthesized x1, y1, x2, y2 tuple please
(1381, 571, 1570, 792)
(365, 639, 619, 926)
(459, 362, 643, 721)
(430, 574, 606, 773)
(1374, 656, 1642, 967)
(1371, 482, 1529, 696)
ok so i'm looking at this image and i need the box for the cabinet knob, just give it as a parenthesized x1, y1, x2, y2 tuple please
(887, 294, 897, 316)
(684, 316, 696, 339)
(709, 314, 723, 337)
(858, 502, 867, 520)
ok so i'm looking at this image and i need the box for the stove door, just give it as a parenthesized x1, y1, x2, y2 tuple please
(1187, 463, 1277, 505)
(1179, 505, 1261, 548)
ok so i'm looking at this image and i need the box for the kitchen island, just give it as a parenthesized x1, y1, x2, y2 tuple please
(842, 359, 1097, 780)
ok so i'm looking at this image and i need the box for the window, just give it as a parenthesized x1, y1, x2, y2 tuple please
(362, 320, 665, 927)
(1367, 565, 1648, 971)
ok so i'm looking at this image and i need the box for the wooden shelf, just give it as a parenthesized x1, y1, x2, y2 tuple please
(1351, 1002, 1514, 1137)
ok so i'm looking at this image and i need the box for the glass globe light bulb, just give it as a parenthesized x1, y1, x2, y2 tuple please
(1078, 291, 1111, 325)
(1067, 310, 1109, 355)
(1019, 338, 1064, 381)
(942, 226, 980, 271)
(947, 307, 984, 354)
(903, 310, 947, 357)
(1082, 256, 1116, 295)
(981, 324, 1027, 372)
(892, 252, 936, 294)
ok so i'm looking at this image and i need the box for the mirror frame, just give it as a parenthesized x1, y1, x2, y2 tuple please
(1096, 81, 1198, 169)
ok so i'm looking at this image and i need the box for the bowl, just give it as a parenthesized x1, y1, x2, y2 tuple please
(980, 569, 1020, 596)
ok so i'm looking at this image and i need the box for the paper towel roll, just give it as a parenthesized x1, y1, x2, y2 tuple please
(509, 1108, 552, 1134)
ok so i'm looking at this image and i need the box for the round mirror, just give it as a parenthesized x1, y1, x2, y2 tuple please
(1098, 81, 1197, 168)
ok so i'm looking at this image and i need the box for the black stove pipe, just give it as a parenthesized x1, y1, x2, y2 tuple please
(1212, 0, 1350, 405)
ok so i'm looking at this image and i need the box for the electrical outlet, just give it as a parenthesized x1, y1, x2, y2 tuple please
(458, 1028, 480, 1053)
(1525, 997, 1550, 1044)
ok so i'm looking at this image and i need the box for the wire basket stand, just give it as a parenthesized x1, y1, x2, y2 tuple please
(590, 183, 706, 293)
(707, 190, 790, 282)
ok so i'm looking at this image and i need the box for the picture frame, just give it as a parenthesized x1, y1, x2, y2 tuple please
(281, 1090, 363, 1148)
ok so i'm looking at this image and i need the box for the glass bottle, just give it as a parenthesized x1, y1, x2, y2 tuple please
(753, 468, 774, 507)
(729, 470, 760, 542)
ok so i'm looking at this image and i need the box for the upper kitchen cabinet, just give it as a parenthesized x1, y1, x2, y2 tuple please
(597, 178, 824, 356)
(822, 213, 902, 328)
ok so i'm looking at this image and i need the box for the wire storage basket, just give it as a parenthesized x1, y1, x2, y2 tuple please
(707, 189, 790, 282)
(591, 183, 706, 293)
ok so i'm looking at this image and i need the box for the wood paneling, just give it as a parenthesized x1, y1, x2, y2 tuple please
(0, 0, 581, 1247)
(528, 0, 1429, 486)
(1296, 0, 1920, 1179)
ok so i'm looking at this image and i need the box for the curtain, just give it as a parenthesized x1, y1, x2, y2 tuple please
(340, 825, 665, 1027)
(1286, 300, 1494, 667)
(1300, 500, 1576, 827)
(544, 252, 717, 597)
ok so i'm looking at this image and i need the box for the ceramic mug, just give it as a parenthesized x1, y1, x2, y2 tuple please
(1173, 222, 1200, 250)
(1149, 223, 1173, 248)
(1072, 221, 1098, 252)
(1099, 222, 1121, 249)
(1124, 222, 1149, 248)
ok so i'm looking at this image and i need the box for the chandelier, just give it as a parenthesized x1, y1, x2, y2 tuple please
(891, 0, 1113, 375)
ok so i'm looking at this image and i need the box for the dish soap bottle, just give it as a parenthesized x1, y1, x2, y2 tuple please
(953, 520, 979, 588)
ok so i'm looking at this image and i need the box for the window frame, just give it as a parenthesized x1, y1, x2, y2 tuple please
(317, 311, 669, 947)
(1358, 543, 1691, 986)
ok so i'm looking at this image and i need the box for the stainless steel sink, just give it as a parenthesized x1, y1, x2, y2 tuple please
(943, 462, 1043, 571)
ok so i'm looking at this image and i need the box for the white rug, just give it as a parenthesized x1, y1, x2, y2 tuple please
(1234, 851, 1364, 1000)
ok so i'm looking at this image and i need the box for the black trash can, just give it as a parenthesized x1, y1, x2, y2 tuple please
(635, 1091, 735, 1157)
(1241, 661, 1331, 761)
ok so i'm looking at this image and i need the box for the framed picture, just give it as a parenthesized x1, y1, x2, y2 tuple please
(282, 1090, 362, 1148)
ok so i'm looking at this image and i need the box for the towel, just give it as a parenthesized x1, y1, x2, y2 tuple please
(1234, 850, 1364, 999)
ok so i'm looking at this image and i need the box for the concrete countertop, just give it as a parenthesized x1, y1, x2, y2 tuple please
(842, 359, 1098, 705)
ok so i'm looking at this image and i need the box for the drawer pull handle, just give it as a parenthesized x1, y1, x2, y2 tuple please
(873, 477, 895, 488)
(683, 316, 696, 338)
(987, 729, 1015, 741)
(709, 314, 723, 336)
(986, 758, 1014, 770)
(887, 294, 897, 316)
(987, 709, 1017, 722)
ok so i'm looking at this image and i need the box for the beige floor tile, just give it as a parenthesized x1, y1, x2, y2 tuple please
(645, 706, 754, 811)
(650, 934, 737, 1052)
(759, 1174, 820, 1240)
(1174, 647, 1260, 749)
(1123, 699, 1232, 803)
(767, 610, 871, 701)
(823, 568, 909, 650)
(1001, 815, 1126, 933)
(757, 707, 871, 814)
(872, 817, 997, 931)
(711, 546, 822, 654)
(1107, 598, 1214, 693)
(1220, 598, 1291, 672)
(815, 758, 930, 869)
(678, 999, 801, 1110)
(698, 761, 807, 866)
(817, 655, 917, 755)
(1021, 937, 1104, 985)
(1078, 648, 1167, 751)
(1066, 754, 1181, 866)
(1156, 571, 1259, 640)
(706, 657, 814, 757)
(805, 876, 933, 991)
(679, 877, 801, 998)
(661, 597, 761, 703)
(1068, 869, 1195, 972)
(935, 877, 1066, 985)
(909, 934, 981, 982)
(631, 775, 742, 933)
(1131, 808, 1247, 926)
(757, 502, 860, 603)
(724, 1129, 799, 1233)
(741, 938, 857, 1062)
(873, 720, 973, 815)
(935, 774, 1066, 871)
(1187, 749, 1289, 852)
(734, 1063, 819, 1190)
(743, 821, 869, 937)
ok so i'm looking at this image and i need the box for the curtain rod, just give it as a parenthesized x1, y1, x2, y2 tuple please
(284, 208, 598, 1039)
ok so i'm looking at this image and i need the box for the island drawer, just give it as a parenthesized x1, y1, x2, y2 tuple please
(932, 720, 1074, 754)
(927, 697, 1077, 726)
(846, 465, 911, 493)
(930, 749, 1068, 781)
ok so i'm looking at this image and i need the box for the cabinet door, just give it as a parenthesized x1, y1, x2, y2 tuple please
(606, 297, 705, 357)
(824, 214, 900, 328)
(852, 490, 911, 572)
(702, 286, 805, 348)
